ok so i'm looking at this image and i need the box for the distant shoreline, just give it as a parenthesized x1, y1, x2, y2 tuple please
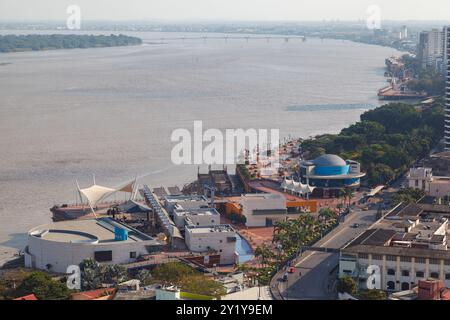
(0, 34, 142, 53)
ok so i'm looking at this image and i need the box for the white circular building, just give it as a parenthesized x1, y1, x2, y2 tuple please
(24, 218, 162, 273)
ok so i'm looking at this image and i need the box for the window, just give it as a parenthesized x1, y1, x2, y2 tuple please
(400, 256, 411, 263)
(386, 255, 397, 261)
(387, 269, 396, 276)
(219, 240, 223, 243)
(416, 271, 425, 278)
(401, 282, 410, 290)
(402, 270, 410, 277)
(415, 257, 426, 264)
(429, 259, 441, 265)
(358, 253, 369, 259)
(94, 250, 112, 262)
(343, 270, 352, 275)
(387, 281, 395, 290)
(430, 272, 439, 279)
(445, 273, 450, 280)
(415, 180, 419, 187)
(130, 251, 137, 259)
(372, 254, 382, 261)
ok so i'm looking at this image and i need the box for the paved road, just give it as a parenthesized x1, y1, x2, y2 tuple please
(271, 209, 378, 300)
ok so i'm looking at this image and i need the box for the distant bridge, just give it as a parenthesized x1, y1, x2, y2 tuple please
(144, 35, 307, 43)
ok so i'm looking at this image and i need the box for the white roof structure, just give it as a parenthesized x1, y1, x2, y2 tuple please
(77, 178, 137, 210)
(281, 178, 315, 195)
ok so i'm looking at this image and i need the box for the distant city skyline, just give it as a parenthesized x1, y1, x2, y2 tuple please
(1, 0, 450, 22)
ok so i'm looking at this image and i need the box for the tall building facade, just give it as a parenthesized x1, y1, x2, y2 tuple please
(417, 29, 445, 72)
(445, 27, 450, 150)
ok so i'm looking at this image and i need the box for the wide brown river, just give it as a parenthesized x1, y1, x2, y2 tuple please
(0, 30, 400, 263)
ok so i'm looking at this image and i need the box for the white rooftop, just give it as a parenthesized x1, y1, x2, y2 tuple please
(29, 218, 159, 244)
(185, 224, 235, 234)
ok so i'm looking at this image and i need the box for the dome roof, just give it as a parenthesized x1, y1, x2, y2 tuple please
(313, 154, 347, 167)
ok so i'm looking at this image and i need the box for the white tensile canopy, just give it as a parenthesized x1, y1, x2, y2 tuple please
(77, 177, 137, 209)
(281, 178, 315, 196)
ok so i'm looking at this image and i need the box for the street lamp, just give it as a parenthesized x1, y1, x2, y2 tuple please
(256, 273, 261, 300)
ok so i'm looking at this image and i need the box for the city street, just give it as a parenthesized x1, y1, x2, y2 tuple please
(271, 208, 378, 300)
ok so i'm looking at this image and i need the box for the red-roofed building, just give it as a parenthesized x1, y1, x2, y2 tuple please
(71, 288, 116, 300)
(14, 294, 38, 301)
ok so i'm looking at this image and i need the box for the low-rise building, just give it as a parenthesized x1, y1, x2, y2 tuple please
(162, 195, 209, 214)
(184, 224, 237, 265)
(24, 217, 162, 273)
(240, 193, 289, 227)
(174, 207, 220, 230)
(408, 167, 450, 198)
(408, 167, 433, 192)
(339, 202, 450, 292)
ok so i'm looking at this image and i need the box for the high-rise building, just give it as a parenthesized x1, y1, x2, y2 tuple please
(445, 27, 450, 150)
(400, 25, 408, 40)
(417, 29, 444, 72)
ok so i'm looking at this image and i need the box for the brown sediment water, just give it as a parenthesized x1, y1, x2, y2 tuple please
(0, 30, 401, 253)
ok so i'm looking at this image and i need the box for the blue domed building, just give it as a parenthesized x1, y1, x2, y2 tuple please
(299, 154, 365, 198)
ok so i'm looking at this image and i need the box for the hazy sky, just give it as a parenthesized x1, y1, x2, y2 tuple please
(1, 0, 450, 22)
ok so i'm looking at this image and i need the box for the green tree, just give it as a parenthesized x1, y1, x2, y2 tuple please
(359, 289, 387, 300)
(340, 188, 354, 208)
(180, 275, 226, 299)
(136, 269, 153, 286)
(318, 208, 337, 221)
(79, 259, 102, 290)
(337, 276, 357, 295)
(101, 264, 128, 286)
(15, 272, 72, 300)
(151, 262, 197, 285)
(392, 188, 426, 205)
(254, 243, 276, 268)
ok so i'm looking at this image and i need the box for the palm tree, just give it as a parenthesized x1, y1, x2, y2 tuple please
(340, 187, 354, 208)
(319, 208, 336, 221)
(254, 244, 275, 268)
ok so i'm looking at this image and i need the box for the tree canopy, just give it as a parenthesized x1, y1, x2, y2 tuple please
(301, 102, 444, 186)
(151, 262, 226, 299)
(14, 271, 72, 300)
(0, 34, 142, 53)
(337, 276, 357, 295)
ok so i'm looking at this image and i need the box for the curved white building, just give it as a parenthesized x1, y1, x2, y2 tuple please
(24, 218, 162, 273)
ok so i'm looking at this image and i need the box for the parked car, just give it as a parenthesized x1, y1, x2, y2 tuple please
(282, 272, 289, 282)
(288, 267, 296, 273)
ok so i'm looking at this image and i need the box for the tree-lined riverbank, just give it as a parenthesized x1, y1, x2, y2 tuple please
(0, 34, 142, 53)
(301, 101, 444, 186)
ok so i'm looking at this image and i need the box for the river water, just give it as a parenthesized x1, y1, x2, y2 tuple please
(0, 30, 400, 261)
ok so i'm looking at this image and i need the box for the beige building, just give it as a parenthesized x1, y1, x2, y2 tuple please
(184, 224, 237, 265)
(408, 167, 450, 198)
(240, 193, 290, 227)
(339, 202, 450, 292)
(173, 205, 220, 230)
